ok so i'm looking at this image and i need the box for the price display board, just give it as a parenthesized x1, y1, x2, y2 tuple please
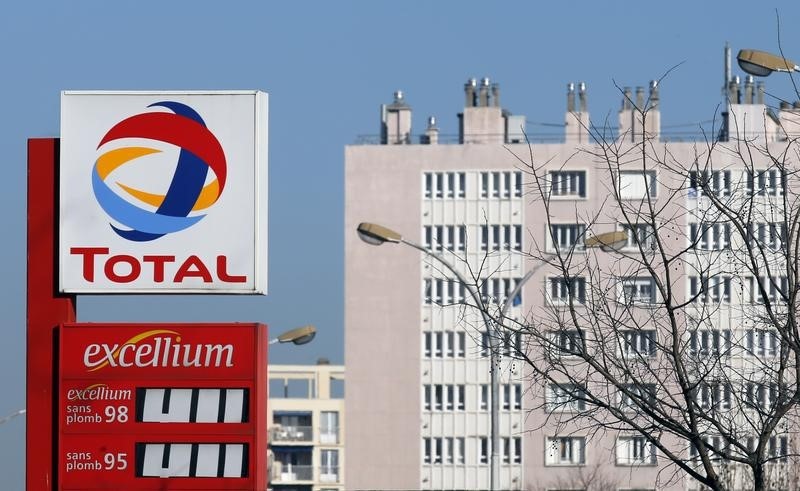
(58, 323, 267, 490)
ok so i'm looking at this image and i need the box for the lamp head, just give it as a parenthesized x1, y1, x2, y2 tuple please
(737, 49, 798, 77)
(276, 325, 317, 345)
(585, 231, 628, 252)
(357, 222, 402, 245)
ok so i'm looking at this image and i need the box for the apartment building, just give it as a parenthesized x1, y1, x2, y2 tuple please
(345, 68, 800, 490)
(268, 363, 345, 491)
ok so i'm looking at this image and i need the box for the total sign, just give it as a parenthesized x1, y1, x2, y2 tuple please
(60, 91, 268, 293)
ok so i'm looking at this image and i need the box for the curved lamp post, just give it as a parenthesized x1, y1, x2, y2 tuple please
(737, 49, 799, 77)
(269, 325, 317, 346)
(357, 221, 626, 490)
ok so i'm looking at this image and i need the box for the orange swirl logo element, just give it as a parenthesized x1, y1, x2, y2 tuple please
(83, 329, 234, 371)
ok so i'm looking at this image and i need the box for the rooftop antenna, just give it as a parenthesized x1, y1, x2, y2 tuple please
(724, 42, 732, 101)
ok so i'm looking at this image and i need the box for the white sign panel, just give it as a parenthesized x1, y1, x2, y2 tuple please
(59, 91, 268, 294)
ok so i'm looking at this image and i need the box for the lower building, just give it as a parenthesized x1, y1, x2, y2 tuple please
(268, 363, 344, 491)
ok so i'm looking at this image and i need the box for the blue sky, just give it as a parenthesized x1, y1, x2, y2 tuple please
(3, 1, 800, 487)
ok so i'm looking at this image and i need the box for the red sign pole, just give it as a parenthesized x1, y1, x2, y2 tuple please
(27, 138, 77, 491)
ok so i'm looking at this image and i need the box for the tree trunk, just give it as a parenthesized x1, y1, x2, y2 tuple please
(752, 464, 764, 491)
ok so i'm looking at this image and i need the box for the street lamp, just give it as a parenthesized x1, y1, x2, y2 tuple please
(269, 325, 317, 346)
(356, 221, 626, 490)
(737, 49, 799, 77)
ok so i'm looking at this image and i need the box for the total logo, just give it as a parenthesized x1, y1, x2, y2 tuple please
(68, 100, 247, 286)
(93, 101, 226, 242)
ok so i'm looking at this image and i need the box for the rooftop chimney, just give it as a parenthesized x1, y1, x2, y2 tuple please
(380, 90, 412, 144)
(479, 77, 490, 107)
(565, 82, 589, 143)
(465, 78, 477, 107)
(491, 83, 500, 108)
(744, 75, 754, 104)
(622, 87, 632, 110)
(619, 82, 660, 142)
(459, 77, 505, 144)
(649, 80, 659, 109)
(422, 116, 439, 145)
(567, 83, 576, 112)
(728, 76, 741, 104)
(578, 82, 587, 112)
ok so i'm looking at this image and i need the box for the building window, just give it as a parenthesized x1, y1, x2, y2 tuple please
(480, 384, 522, 412)
(479, 437, 489, 464)
(443, 331, 465, 358)
(424, 172, 466, 199)
(620, 223, 656, 251)
(744, 383, 780, 411)
(748, 276, 789, 304)
(320, 411, 339, 445)
(481, 332, 491, 357)
(502, 331, 523, 357)
(548, 277, 587, 305)
(442, 437, 465, 464)
(424, 279, 466, 305)
(550, 224, 587, 252)
(688, 276, 731, 304)
(426, 331, 467, 358)
(619, 170, 657, 199)
(616, 436, 656, 465)
(549, 170, 587, 198)
(689, 223, 731, 250)
(694, 382, 731, 411)
(482, 330, 523, 357)
(618, 384, 656, 411)
(423, 437, 443, 464)
(501, 384, 523, 411)
(546, 383, 586, 412)
(688, 170, 731, 197)
(619, 329, 656, 358)
(747, 168, 784, 197)
(545, 436, 585, 465)
(480, 224, 523, 251)
(620, 277, 657, 305)
(689, 329, 731, 357)
(745, 329, 780, 357)
(424, 225, 467, 253)
(320, 449, 339, 480)
(746, 435, 788, 462)
(480, 171, 523, 199)
(549, 330, 585, 358)
(502, 437, 522, 464)
(480, 277, 522, 305)
(689, 436, 727, 462)
(748, 222, 787, 251)
(423, 384, 465, 412)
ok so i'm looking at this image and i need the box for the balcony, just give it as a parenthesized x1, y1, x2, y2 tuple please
(270, 464, 313, 483)
(270, 425, 313, 443)
(319, 426, 339, 444)
(319, 466, 340, 483)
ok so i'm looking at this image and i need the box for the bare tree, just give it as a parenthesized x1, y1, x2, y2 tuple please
(441, 83, 800, 491)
